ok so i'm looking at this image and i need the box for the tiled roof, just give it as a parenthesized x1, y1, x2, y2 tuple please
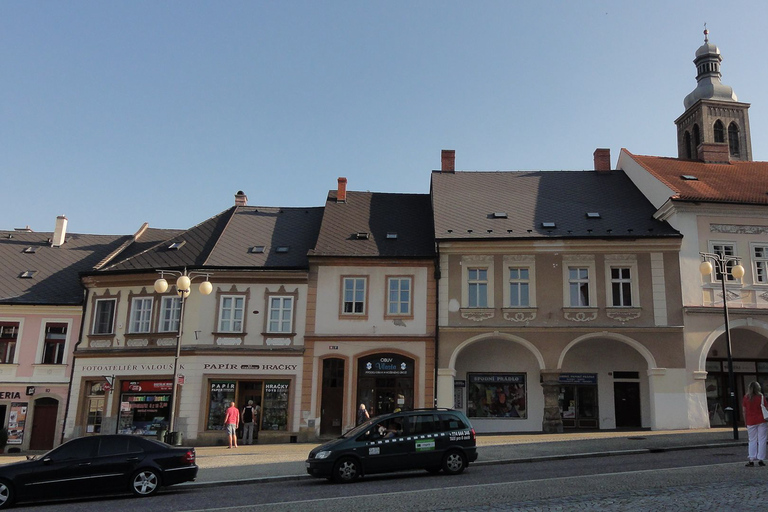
(431, 170, 680, 240)
(310, 191, 435, 258)
(625, 151, 768, 204)
(0, 230, 129, 305)
(103, 206, 324, 272)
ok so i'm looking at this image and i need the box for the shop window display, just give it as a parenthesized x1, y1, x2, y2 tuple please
(466, 373, 527, 419)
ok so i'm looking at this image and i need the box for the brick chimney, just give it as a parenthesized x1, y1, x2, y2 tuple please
(234, 190, 248, 206)
(52, 215, 67, 247)
(337, 177, 347, 203)
(441, 150, 455, 173)
(593, 148, 611, 171)
(697, 143, 730, 164)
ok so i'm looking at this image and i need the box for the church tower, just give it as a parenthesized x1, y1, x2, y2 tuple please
(674, 29, 752, 162)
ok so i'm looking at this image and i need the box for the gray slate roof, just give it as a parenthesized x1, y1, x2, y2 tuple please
(0, 231, 129, 305)
(102, 205, 324, 272)
(431, 170, 680, 240)
(310, 191, 435, 258)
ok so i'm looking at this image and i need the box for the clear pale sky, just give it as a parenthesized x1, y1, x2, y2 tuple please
(3, 1, 767, 235)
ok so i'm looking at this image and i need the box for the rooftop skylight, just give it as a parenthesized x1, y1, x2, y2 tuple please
(275, 246, 289, 253)
(249, 246, 265, 254)
(541, 222, 556, 229)
(681, 175, 699, 181)
(586, 212, 601, 219)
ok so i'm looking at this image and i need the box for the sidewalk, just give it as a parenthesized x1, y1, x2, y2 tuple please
(186, 427, 747, 487)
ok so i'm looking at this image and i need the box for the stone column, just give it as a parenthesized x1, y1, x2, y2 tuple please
(541, 369, 563, 433)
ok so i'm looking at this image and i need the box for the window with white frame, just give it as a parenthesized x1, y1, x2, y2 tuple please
(159, 296, 181, 332)
(0, 322, 19, 364)
(268, 296, 294, 333)
(508, 268, 530, 307)
(93, 299, 116, 335)
(568, 267, 590, 307)
(610, 267, 633, 306)
(387, 276, 412, 316)
(710, 242, 739, 281)
(342, 277, 367, 315)
(752, 244, 768, 284)
(218, 295, 245, 332)
(468, 268, 488, 308)
(129, 297, 153, 333)
(42, 322, 67, 364)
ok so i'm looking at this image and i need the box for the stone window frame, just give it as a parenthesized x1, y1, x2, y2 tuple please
(604, 255, 640, 308)
(384, 275, 414, 320)
(264, 285, 298, 335)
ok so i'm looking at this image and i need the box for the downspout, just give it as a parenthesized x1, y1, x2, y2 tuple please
(433, 243, 440, 407)
(61, 286, 89, 444)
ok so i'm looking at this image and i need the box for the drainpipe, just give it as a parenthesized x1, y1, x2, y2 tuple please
(61, 287, 89, 444)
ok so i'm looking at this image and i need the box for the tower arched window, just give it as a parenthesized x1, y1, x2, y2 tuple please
(693, 124, 701, 149)
(684, 131, 692, 159)
(728, 122, 740, 157)
(714, 120, 725, 143)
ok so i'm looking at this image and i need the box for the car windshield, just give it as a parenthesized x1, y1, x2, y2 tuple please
(340, 416, 381, 439)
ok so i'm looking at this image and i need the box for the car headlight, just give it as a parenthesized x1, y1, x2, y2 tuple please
(314, 450, 332, 459)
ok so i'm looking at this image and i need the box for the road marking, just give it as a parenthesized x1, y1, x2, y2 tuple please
(178, 462, 738, 511)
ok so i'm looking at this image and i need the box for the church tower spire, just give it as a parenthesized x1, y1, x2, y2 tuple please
(675, 28, 752, 162)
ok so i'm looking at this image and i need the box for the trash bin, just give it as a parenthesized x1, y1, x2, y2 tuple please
(156, 429, 168, 442)
(166, 431, 183, 446)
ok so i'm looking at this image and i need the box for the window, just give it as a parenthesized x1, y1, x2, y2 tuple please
(342, 277, 367, 315)
(129, 297, 153, 333)
(508, 268, 530, 307)
(159, 296, 181, 332)
(468, 268, 488, 308)
(610, 267, 633, 306)
(42, 322, 67, 364)
(387, 277, 412, 316)
(711, 243, 739, 282)
(568, 267, 590, 307)
(0, 323, 19, 364)
(218, 295, 245, 332)
(85, 381, 106, 434)
(268, 296, 294, 333)
(728, 122, 740, 157)
(714, 120, 725, 143)
(753, 244, 768, 284)
(684, 131, 692, 159)
(93, 299, 116, 335)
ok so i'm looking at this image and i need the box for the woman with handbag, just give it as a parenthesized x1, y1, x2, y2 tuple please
(741, 381, 768, 467)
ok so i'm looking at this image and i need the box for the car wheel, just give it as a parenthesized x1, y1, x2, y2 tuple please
(332, 457, 361, 483)
(442, 450, 467, 475)
(131, 468, 161, 496)
(0, 480, 14, 509)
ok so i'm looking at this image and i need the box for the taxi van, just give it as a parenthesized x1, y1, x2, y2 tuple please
(306, 408, 477, 483)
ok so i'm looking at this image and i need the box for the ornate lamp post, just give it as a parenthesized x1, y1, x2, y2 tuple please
(699, 252, 744, 440)
(154, 269, 212, 442)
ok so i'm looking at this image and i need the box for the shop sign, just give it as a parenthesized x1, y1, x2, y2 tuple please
(732, 361, 757, 373)
(558, 373, 597, 384)
(121, 380, 173, 393)
(705, 360, 722, 372)
(0, 392, 22, 399)
(202, 363, 298, 371)
(359, 354, 414, 377)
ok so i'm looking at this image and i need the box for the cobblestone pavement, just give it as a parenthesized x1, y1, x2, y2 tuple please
(434, 480, 768, 511)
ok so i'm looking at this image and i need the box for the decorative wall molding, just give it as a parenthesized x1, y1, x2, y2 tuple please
(562, 308, 598, 322)
(462, 255, 494, 264)
(710, 224, 768, 235)
(503, 255, 535, 264)
(216, 337, 243, 346)
(460, 308, 495, 321)
(266, 338, 292, 346)
(562, 254, 595, 263)
(156, 338, 177, 347)
(606, 308, 642, 323)
(502, 308, 537, 323)
(605, 254, 637, 262)
(126, 338, 149, 347)
(90, 339, 112, 348)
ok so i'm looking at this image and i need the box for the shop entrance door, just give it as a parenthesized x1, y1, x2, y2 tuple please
(560, 385, 599, 429)
(320, 358, 344, 436)
(613, 382, 641, 428)
(30, 398, 58, 450)
(237, 381, 263, 434)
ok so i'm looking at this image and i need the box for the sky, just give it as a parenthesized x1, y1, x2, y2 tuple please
(3, 1, 768, 235)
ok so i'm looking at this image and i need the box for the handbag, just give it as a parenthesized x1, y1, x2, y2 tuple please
(761, 397, 768, 421)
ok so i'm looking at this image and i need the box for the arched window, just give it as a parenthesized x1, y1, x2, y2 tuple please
(714, 120, 725, 143)
(684, 131, 692, 159)
(728, 122, 740, 157)
(693, 124, 701, 149)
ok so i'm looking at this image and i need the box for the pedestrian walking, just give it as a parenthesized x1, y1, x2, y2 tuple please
(241, 400, 257, 445)
(224, 401, 239, 449)
(741, 380, 768, 466)
(357, 403, 370, 425)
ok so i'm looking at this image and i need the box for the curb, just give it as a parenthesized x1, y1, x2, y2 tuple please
(183, 440, 747, 489)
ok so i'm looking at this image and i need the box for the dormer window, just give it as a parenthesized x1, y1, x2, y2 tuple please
(167, 241, 186, 250)
(355, 232, 370, 240)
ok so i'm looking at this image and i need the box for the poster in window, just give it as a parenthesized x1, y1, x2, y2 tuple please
(7, 402, 28, 444)
(466, 373, 526, 419)
(261, 381, 290, 431)
(207, 381, 236, 430)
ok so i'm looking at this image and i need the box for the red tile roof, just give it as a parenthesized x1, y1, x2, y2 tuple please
(626, 150, 768, 205)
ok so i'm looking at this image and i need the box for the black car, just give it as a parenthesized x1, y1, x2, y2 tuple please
(0, 434, 198, 508)
(306, 408, 477, 483)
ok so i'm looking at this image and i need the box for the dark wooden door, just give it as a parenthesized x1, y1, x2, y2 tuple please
(30, 398, 59, 450)
(320, 358, 344, 436)
(614, 382, 641, 428)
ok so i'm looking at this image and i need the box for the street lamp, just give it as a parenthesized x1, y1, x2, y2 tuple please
(699, 252, 744, 441)
(154, 268, 213, 442)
